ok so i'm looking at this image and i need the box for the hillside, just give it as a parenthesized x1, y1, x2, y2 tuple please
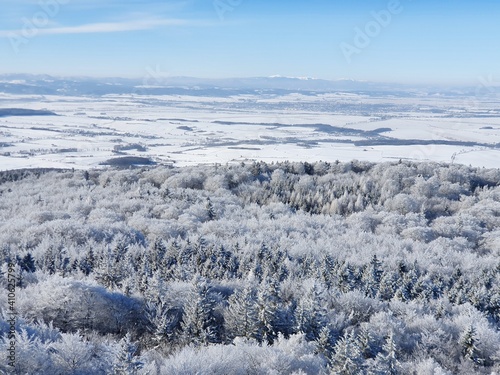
(1, 161, 500, 374)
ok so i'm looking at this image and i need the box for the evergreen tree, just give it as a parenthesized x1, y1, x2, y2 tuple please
(316, 325, 335, 361)
(363, 255, 384, 298)
(320, 255, 336, 289)
(160, 241, 179, 280)
(19, 253, 36, 273)
(205, 198, 216, 221)
(145, 298, 180, 347)
(181, 281, 221, 345)
(378, 271, 398, 301)
(113, 241, 128, 264)
(256, 280, 279, 344)
(373, 331, 401, 375)
(338, 263, 358, 293)
(79, 249, 95, 276)
(295, 283, 327, 341)
(460, 325, 484, 366)
(94, 245, 125, 289)
(151, 238, 167, 271)
(330, 331, 365, 375)
(112, 333, 143, 375)
(357, 326, 376, 360)
(225, 285, 259, 341)
(43, 246, 56, 275)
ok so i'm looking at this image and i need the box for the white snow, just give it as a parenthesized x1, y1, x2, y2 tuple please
(0, 91, 499, 170)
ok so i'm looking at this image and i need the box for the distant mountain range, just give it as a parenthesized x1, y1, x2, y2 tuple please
(0, 73, 497, 97)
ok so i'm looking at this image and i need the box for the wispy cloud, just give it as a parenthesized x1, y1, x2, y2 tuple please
(0, 18, 195, 37)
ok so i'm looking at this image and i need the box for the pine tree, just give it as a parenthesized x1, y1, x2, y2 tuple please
(373, 331, 401, 375)
(363, 255, 383, 298)
(205, 198, 216, 221)
(181, 281, 221, 345)
(225, 285, 259, 341)
(145, 298, 181, 347)
(179, 240, 194, 268)
(320, 255, 336, 289)
(257, 243, 272, 264)
(226, 253, 240, 279)
(316, 325, 335, 360)
(357, 326, 376, 359)
(330, 331, 365, 375)
(112, 333, 143, 375)
(256, 281, 279, 344)
(338, 262, 358, 293)
(160, 241, 179, 280)
(460, 325, 484, 366)
(137, 257, 152, 294)
(43, 246, 56, 275)
(79, 249, 95, 275)
(295, 283, 327, 341)
(94, 245, 125, 289)
(19, 253, 36, 273)
(378, 271, 398, 301)
(395, 271, 416, 302)
(113, 241, 128, 264)
(71, 259, 79, 273)
(151, 238, 167, 271)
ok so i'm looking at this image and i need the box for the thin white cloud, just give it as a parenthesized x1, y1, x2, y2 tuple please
(0, 18, 193, 37)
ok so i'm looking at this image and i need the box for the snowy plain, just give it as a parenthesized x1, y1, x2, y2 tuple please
(0, 77, 499, 171)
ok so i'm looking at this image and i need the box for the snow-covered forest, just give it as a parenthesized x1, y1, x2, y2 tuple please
(1, 160, 500, 374)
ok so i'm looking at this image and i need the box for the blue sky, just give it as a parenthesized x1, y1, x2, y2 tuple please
(1, 0, 499, 84)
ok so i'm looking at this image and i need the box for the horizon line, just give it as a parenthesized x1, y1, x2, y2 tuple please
(0, 72, 491, 88)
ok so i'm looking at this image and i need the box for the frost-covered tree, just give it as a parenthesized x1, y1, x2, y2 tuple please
(145, 298, 181, 347)
(112, 333, 144, 375)
(372, 331, 402, 375)
(330, 331, 365, 375)
(363, 255, 384, 298)
(225, 285, 260, 341)
(181, 280, 221, 345)
(357, 326, 376, 360)
(205, 198, 216, 221)
(295, 283, 327, 341)
(1, 161, 500, 373)
(49, 332, 98, 375)
(18, 252, 36, 273)
(459, 325, 484, 366)
(316, 325, 335, 360)
(255, 279, 281, 344)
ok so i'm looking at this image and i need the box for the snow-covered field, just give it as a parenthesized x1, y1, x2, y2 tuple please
(1, 90, 499, 170)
